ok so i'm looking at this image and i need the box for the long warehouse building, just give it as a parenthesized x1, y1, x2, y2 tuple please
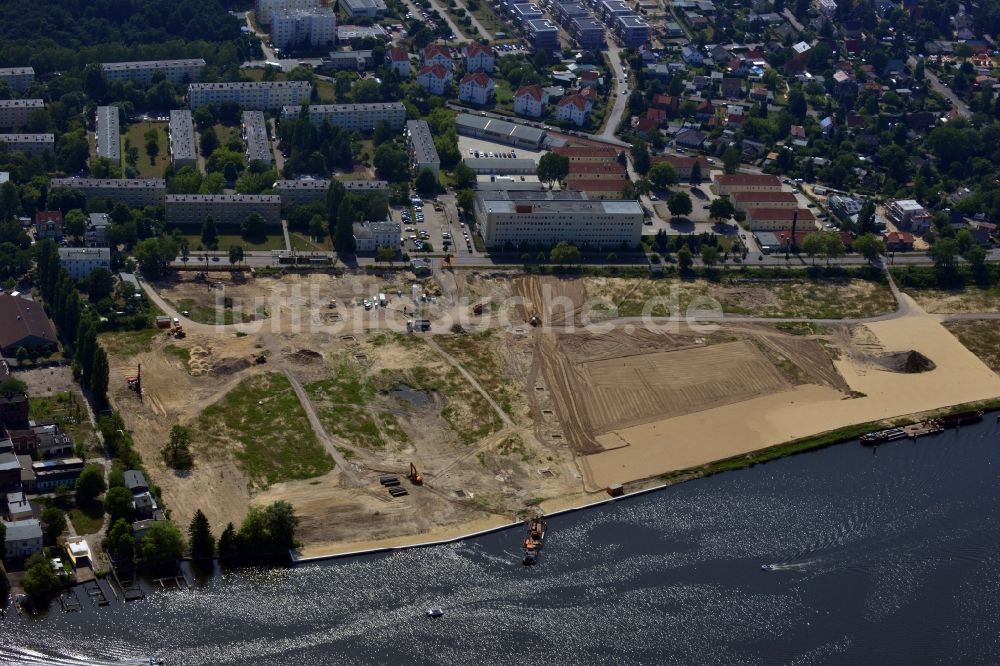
(474, 192, 643, 249)
(281, 102, 407, 131)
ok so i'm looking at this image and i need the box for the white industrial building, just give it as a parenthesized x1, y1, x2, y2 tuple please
(282, 102, 407, 131)
(0, 67, 35, 93)
(101, 59, 206, 86)
(168, 110, 197, 168)
(474, 192, 643, 249)
(270, 7, 337, 49)
(58, 247, 112, 280)
(95, 106, 121, 165)
(188, 81, 311, 111)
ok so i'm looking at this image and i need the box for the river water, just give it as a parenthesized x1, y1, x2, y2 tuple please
(2, 418, 999, 665)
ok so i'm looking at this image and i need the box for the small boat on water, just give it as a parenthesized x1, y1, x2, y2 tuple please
(426, 607, 444, 618)
(522, 516, 547, 566)
(761, 564, 776, 571)
(937, 410, 984, 428)
(860, 427, 908, 445)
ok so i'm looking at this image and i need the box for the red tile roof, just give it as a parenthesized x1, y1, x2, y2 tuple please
(460, 72, 493, 87)
(463, 42, 495, 58)
(421, 44, 451, 61)
(714, 173, 782, 187)
(568, 162, 627, 176)
(515, 84, 545, 101)
(731, 191, 798, 203)
(565, 178, 627, 192)
(747, 207, 816, 221)
(558, 94, 589, 111)
(388, 47, 410, 62)
(552, 145, 620, 159)
(418, 64, 450, 79)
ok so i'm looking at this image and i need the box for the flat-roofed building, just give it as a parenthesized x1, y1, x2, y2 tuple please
(168, 110, 197, 168)
(256, 0, 321, 24)
(242, 111, 272, 165)
(571, 17, 606, 50)
(475, 192, 643, 248)
(271, 7, 337, 49)
(58, 247, 112, 280)
(101, 59, 205, 86)
(96, 106, 121, 165)
(165, 194, 281, 227)
(341, 0, 387, 16)
(274, 178, 390, 205)
(885, 198, 932, 232)
(0, 67, 35, 93)
(615, 14, 649, 47)
(0, 99, 44, 130)
(85, 213, 111, 248)
(2, 518, 42, 559)
(405, 120, 440, 177)
(456, 113, 546, 150)
(526, 19, 560, 50)
(730, 190, 798, 212)
(0, 133, 54, 154)
(463, 158, 537, 174)
(353, 220, 400, 253)
(713, 173, 782, 195)
(282, 102, 406, 131)
(745, 207, 816, 231)
(49, 178, 166, 207)
(189, 81, 311, 111)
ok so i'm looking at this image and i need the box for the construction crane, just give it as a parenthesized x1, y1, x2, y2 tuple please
(408, 462, 424, 485)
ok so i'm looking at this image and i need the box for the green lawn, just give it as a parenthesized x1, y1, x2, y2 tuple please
(123, 121, 169, 177)
(69, 502, 105, 535)
(195, 373, 333, 488)
(172, 227, 288, 253)
(290, 232, 332, 251)
(213, 123, 243, 152)
(495, 80, 514, 104)
(29, 392, 97, 453)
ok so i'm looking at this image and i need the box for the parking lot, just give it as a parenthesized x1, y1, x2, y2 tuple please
(457, 136, 546, 164)
(393, 195, 479, 258)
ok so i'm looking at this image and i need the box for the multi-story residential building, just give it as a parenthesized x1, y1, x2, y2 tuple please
(512, 3, 544, 22)
(828, 194, 864, 220)
(0, 67, 35, 93)
(2, 519, 43, 559)
(459, 73, 495, 105)
(456, 113, 547, 149)
(416, 64, 452, 95)
(564, 178, 627, 200)
(405, 120, 440, 177)
(168, 110, 197, 169)
(552, 144, 619, 162)
(165, 194, 282, 227)
(241, 111, 272, 165)
(274, 178, 390, 205)
(85, 213, 111, 248)
(421, 44, 454, 69)
(475, 192, 643, 248)
(282, 102, 407, 131)
(271, 7, 337, 49)
(746, 207, 816, 231)
(48, 178, 167, 207)
(35, 211, 64, 241)
(712, 173, 782, 195)
(555, 93, 593, 126)
(95, 106, 121, 165)
(513, 84, 549, 118)
(730, 191, 798, 212)
(58, 247, 112, 280)
(29, 457, 85, 493)
(353, 220, 400, 253)
(615, 14, 649, 47)
(526, 19, 560, 50)
(0, 99, 44, 130)
(255, 0, 320, 24)
(0, 134, 54, 154)
(101, 59, 206, 86)
(566, 162, 627, 180)
(323, 50, 374, 71)
(386, 47, 412, 77)
(341, 0, 388, 16)
(571, 17, 606, 50)
(599, 0, 631, 21)
(885, 199, 932, 232)
(462, 43, 496, 73)
(188, 81, 311, 111)
(554, 1, 590, 25)
(653, 155, 711, 180)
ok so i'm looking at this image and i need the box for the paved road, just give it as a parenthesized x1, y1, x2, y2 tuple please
(452, 0, 493, 39)
(240, 11, 277, 61)
(600, 44, 630, 142)
(401, 0, 467, 42)
(909, 55, 971, 118)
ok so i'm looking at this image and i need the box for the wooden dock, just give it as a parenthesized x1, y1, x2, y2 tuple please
(57, 588, 82, 613)
(902, 421, 944, 438)
(80, 579, 111, 607)
(106, 554, 144, 602)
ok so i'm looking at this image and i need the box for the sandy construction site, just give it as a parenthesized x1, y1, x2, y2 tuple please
(102, 270, 1000, 554)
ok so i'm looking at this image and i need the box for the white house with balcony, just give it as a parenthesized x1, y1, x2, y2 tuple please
(513, 84, 549, 118)
(459, 73, 495, 105)
(462, 42, 496, 73)
(416, 64, 452, 95)
(555, 93, 593, 126)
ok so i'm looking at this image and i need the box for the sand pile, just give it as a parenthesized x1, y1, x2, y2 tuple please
(878, 350, 935, 374)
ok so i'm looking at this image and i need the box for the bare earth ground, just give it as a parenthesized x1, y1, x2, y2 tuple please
(104, 270, 1000, 554)
(905, 285, 1000, 314)
(943, 320, 1000, 372)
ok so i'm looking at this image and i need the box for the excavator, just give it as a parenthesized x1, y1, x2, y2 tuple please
(408, 462, 423, 486)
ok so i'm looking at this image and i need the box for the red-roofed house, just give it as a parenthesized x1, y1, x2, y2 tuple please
(513, 85, 549, 118)
(564, 178, 627, 200)
(0, 293, 57, 356)
(386, 47, 412, 77)
(462, 42, 496, 73)
(884, 230, 915, 252)
(421, 44, 453, 69)
(632, 117, 659, 137)
(578, 70, 601, 88)
(417, 64, 452, 94)
(555, 94, 593, 126)
(713, 173, 782, 195)
(34, 211, 64, 241)
(746, 207, 816, 231)
(459, 72, 495, 105)
(646, 107, 666, 125)
(651, 155, 711, 180)
(731, 191, 798, 212)
(566, 162, 627, 180)
(652, 94, 679, 114)
(552, 145, 619, 163)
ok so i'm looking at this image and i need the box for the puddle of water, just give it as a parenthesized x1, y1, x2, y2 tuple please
(392, 384, 431, 406)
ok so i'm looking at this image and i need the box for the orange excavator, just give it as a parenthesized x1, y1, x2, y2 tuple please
(408, 462, 424, 485)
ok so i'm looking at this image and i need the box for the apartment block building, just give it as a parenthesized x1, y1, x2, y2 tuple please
(0, 133, 54, 154)
(341, 0, 388, 17)
(255, 0, 321, 24)
(168, 109, 197, 169)
(405, 120, 440, 177)
(271, 7, 337, 49)
(49, 178, 167, 207)
(188, 81, 311, 111)
(513, 85, 549, 118)
(96, 106, 121, 165)
(730, 191, 798, 212)
(712, 173, 783, 196)
(0, 67, 35, 93)
(745, 207, 816, 231)
(242, 111, 272, 165)
(282, 102, 406, 131)
(165, 194, 282, 227)
(101, 59, 206, 86)
(274, 178, 390, 205)
(525, 19, 560, 50)
(58, 248, 112, 280)
(0, 99, 44, 130)
(85, 213, 111, 248)
(475, 192, 643, 248)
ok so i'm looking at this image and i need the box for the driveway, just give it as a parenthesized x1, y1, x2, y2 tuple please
(600, 44, 630, 141)
(908, 55, 970, 118)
